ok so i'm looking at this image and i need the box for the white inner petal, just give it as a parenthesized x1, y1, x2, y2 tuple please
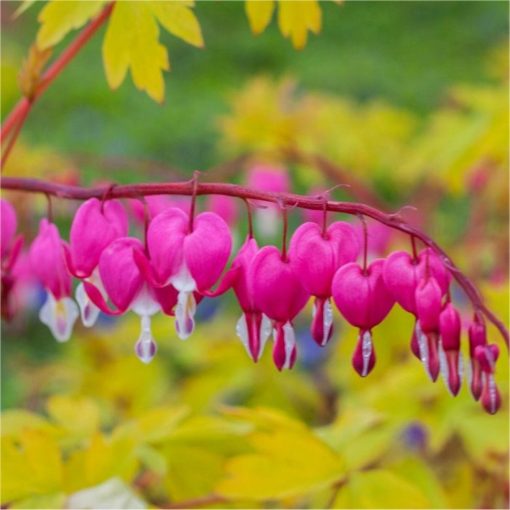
(260, 314, 272, 352)
(277, 321, 296, 370)
(175, 290, 196, 340)
(438, 341, 451, 395)
(361, 330, 373, 377)
(416, 321, 433, 381)
(76, 281, 101, 328)
(135, 315, 157, 364)
(39, 292, 79, 342)
(487, 373, 498, 414)
(170, 263, 197, 292)
(236, 313, 251, 357)
(131, 284, 160, 317)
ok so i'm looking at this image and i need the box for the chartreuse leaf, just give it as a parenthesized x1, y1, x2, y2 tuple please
(46, 394, 100, 439)
(63, 432, 138, 493)
(1, 429, 63, 502)
(11, 492, 66, 510)
(216, 428, 344, 501)
(1, 409, 59, 438)
(277, 0, 322, 50)
(245, 0, 325, 49)
(102, 0, 202, 103)
(149, 1, 204, 48)
(102, 2, 168, 103)
(245, 0, 275, 34)
(36, 1, 106, 50)
(332, 469, 430, 509)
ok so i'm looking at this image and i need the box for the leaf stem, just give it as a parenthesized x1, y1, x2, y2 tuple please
(0, 3, 114, 167)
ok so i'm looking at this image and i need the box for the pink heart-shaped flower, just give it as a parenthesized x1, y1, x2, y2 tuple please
(68, 198, 128, 278)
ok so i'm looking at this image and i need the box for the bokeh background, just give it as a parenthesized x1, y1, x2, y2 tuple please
(1, 1, 509, 509)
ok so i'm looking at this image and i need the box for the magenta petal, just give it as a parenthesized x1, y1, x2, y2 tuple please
(311, 297, 334, 346)
(98, 237, 144, 312)
(439, 303, 461, 351)
(69, 198, 128, 278)
(184, 212, 232, 291)
(152, 284, 179, 316)
(29, 219, 71, 300)
(83, 281, 125, 315)
(352, 329, 376, 377)
(251, 246, 309, 323)
(415, 277, 442, 333)
(332, 259, 394, 330)
(383, 249, 450, 314)
(228, 236, 259, 310)
(1, 199, 17, 260)
(147, 208, 188, 285)
(272, 321, 297, 370)
(289, 221, 359, 298)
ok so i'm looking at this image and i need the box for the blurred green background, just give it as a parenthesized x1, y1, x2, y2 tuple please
(1, 2, 509, 509)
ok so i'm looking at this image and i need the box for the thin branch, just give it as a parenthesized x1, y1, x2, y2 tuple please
(1, 176, 508, 347)
(1, 3, 114, 163)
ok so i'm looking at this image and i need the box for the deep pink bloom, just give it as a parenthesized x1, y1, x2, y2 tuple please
(468, 317, 487, 400)
(289, 221, 359, 346)
(64, 198, 128, 327)
(247, 164, 289, 193)
(206, 195, 238, 227)
(1, 199, 25, 320)
(250, 246, 309, 370)
(129, 195, 190, 224)
(143, 208, 232, 339)
(84, 237, 177, 363)
(207, 237, 271, 361)
(383, 248, 450, 315)
(414, 277, 443, 381)
(1, 199, 17, 261)
(67, 198, 128, 278)
(384, 248, 451, 381)
(29, 219, 78, 342)
(438, 303, 462, 396)
(474, 344, 501, 415)
(332, 259, 395, 377)
(246, 165, 290, 237)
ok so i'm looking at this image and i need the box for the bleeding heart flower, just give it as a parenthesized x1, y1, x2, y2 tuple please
(206, 195, 238, 227)
(144, 208, 232, 339)
(1, 199, 25, 320)
(474, 344, 501, 414)
(332, 259, 395, 377)
(467, 316, 487, 400)
(1, 199, 18, 261)
(29, 219, 79, 342)
(207, 236, 271, 362)
(84, 237, 167, 363)
(438, 303, 462, 396)
(64, 198, 128, 327)
(250, 246, 309, 370)
(289, 221, 359, 346)
(414, 277, 443, 382)
(383, 248, 451, 363)
(246, 164, 290, 237)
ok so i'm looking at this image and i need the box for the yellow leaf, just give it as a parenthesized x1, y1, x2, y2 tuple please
(1, 430, 62, 502)
(216, 428, 344, 500)
(149, 1, 204, 48)
(277, 0, 322, 50)
(102, 2, 169, 103)
(1, 409, 58, 438)
(333, 470, 431, 509)
(245, 0, 275, 35)
(46, 394, 100, 439)
(36, 0, 106, 50)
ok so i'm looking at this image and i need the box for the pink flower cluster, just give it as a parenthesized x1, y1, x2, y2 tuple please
(0, 196, 502, 414)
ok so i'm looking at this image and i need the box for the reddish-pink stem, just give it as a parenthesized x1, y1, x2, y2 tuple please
(0, 3, 114, 152)
(1, 176, 508, 348)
